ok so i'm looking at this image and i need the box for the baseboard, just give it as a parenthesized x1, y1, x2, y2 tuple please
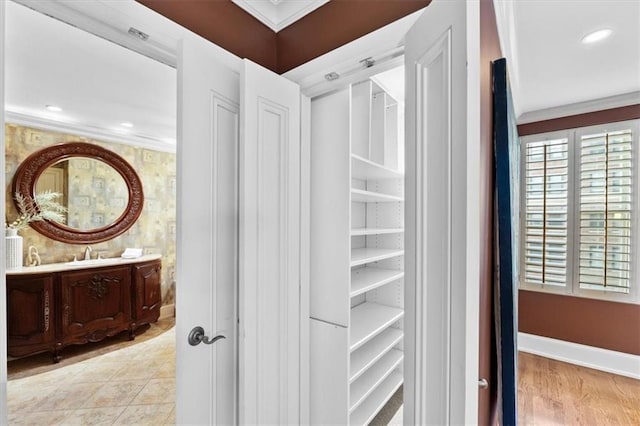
(159, 303, 175, 320)
(518, 332, 640, 380)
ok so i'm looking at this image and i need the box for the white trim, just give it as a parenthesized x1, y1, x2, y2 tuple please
(518, 91, 640, 125)
(492, 0, 522, 118)
(518, 332, 640, 380)
(159, 303, 175, 320)
(0, 1, 7, 423)
(299, 93, 311, 425)
(231, 0, 330, 33)
(283, 10, 424, 98)
(5, 110, 176, 153)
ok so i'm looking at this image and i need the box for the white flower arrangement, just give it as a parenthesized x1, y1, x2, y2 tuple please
(6, 191, 67, 231)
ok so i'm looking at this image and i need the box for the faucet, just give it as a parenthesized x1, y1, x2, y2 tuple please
(84, 246, 92, 260)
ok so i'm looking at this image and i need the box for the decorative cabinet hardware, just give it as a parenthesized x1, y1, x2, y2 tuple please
(478, 378, 489, 389)
(44, 289, 50, 332)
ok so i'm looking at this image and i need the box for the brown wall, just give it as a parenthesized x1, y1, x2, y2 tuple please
(517, 105, 640, 356)
(479, 0, 502, 424)
(276, 0, 430, 73)
(518, 104, 640, 136)
(137, 0, 278, 70)
(136, 0, 430, 74)
(520, 291, 640, 355)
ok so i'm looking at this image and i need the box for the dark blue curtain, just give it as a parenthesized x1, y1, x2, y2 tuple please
(493, 57, 519, 425)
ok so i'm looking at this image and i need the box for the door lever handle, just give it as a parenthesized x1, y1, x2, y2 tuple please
(188, 326, 225, 346)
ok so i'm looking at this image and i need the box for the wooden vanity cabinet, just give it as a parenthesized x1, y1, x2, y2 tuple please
(6, 258, 161, 362)
(6, 274, 55, 357)
(132, 261, 162, 326)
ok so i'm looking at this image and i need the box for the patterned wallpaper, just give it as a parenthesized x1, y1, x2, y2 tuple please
(65, 157, 130, 230)
(5, 124, 177, 307)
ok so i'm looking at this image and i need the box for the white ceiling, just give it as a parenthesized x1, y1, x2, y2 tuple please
(495, 0, 640, 120)
(5, 1, 177, 149)
(232, 0, 330, 32)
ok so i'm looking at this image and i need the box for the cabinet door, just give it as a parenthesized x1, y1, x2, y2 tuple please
(60, 266, 131, 342)
(132, 261, 161, 321)
(6, 275, 54, 355)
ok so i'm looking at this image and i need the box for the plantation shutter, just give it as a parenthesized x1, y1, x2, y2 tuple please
(578, 129, 633, 293)
(523, 138, 569, 287)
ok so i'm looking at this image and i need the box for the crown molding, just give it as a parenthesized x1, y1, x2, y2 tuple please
(517, 91, 640, 124)
(232, 0, 329, 32)
(6, 110, 176, 153)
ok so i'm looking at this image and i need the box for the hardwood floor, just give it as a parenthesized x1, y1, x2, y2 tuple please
(518, 352, 640, 425)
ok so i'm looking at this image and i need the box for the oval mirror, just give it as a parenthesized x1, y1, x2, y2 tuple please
(12, 142, 144, 244)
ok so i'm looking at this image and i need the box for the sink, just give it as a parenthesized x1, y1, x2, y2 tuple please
(65, 258, 114, 266)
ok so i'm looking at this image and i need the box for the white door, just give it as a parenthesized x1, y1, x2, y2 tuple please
(177, 35, 240, 425)
(404, 0, 480, 424)
(177, 42, 302, 424)
(239, 59, 302, 425)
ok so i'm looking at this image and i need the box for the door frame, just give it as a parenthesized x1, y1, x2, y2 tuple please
(1, 0, 8, 420)
(290, 1, 482, 423)
(0, 2, 185, 424)
(0, 1, 483, 424)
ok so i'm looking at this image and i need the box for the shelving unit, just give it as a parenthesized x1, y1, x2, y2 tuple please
(311, 76, 404, 425)
(351, 248, 404, 267)
(350, 371, 403, 425)
(350, 228, 404, 236)
(351, 188, 403, 203)
(350, 267, 404, 297)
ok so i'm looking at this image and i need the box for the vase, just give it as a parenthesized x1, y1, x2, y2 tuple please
(6, 228, 23, 270)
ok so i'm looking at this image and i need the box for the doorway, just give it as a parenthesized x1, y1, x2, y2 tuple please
(4, 1, 177, 423)
(1, 0, 485, 424)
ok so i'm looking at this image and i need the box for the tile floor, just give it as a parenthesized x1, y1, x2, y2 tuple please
(7, 320, 176, 425)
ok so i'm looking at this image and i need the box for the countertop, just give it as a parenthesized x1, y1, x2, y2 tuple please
(6, 254, 162, 276)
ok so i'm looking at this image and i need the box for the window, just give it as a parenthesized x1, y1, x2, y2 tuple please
(520, 120, 639, 302)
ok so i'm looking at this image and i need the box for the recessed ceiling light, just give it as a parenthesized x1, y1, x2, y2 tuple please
(581, 29, 613, 44)
(120, 122, 134, 128)
(45, 105, 62, 112)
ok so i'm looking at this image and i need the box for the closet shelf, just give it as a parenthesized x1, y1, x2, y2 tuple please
(350, 248, 404, 267)
(350, 267, 404, 297)
(349, 349, 403, 413)
(349, 370, 403, 426)
(351, 154, 404, 180)
(350, 302, 404, 352)
(350, 327, 403, 383)
(350, 228, 404, 236)
(351, 188, 403, 203)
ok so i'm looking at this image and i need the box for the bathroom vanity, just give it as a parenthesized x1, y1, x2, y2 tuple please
(6, 254, 161, 362)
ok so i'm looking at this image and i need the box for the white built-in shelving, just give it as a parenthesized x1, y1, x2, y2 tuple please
(350, 327, 404, 383)
(350, 248, 404, 267)
(350, 302, 404, 351)
(311, 75, 404, 425)
(350, 267, 404, 297)
(351, 188, 403, 203)
(351, 154, 403, 180)
(349, 349, 404, 413)
(350, 371, 403, 425)
(350, 228, 404, 236)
